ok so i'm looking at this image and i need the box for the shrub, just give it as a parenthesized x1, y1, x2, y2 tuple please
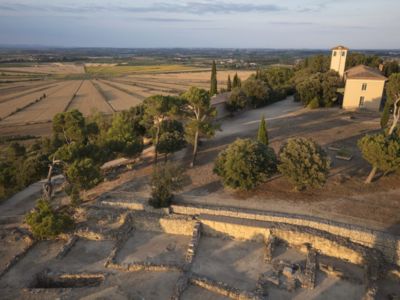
(278, 137, 330, 190)
(213, 138, 277, 190)
(307, 97, 320, 109)
(149, 163, 186, 208)
(25, 199, 74, 239)
(226, 87, 247, 112)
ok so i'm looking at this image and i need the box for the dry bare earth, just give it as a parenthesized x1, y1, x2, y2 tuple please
(0, 82, 65, 120)
(0, 63, 85, 75)
(0, 81, 82, 125)
(100, 79, 150, 101)
(0, 80, 55, 94)
(67, 80, 114, 116)
(93, 80, 142, 111)
(0, 81, 59, 104)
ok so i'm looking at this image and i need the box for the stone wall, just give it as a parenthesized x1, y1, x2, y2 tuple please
(131, 212, 195, 236)
(171, 204, 400, 266)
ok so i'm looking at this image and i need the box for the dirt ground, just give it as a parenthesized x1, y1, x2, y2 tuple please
(116, 230, 190, 266)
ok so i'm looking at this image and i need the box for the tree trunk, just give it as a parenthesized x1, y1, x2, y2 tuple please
(154, 125, 160, 164)
(190, 130, 199, 167)
(365, 166, 378, 184)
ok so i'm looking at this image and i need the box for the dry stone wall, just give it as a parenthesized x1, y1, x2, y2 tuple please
(171, 204, 400, 266)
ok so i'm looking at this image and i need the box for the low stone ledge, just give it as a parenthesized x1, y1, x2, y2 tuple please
(190, 274, 263, 300)
(106, 262, 182, 272)
(56, 235, 78, 259)
(0, 237, 36, 279)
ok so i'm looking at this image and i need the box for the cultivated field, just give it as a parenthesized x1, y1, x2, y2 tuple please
(0, 63, 85, 74)
(67, 80, 114, 116)
(0, 63, 252, 137)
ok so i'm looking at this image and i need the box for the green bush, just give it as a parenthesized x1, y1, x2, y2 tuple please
(25, 199, 74, 239)
(213, 138, 277, 190)
(226, 87, 247, 112)
(278, 138, 330, 190)
(149, 163, 186, 208)
(307, 97, 320, 109)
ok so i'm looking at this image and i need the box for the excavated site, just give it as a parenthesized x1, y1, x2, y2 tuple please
(1, 187, 400, 300)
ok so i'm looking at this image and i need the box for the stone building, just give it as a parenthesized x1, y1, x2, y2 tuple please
(330, 45, 387, 111)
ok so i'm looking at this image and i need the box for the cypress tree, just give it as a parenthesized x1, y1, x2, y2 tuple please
(232, 73, 238, 88)
(227, 75, 232, 92)
(380, 100, 391, 129)
(210, 60, 218, 96)
(257, 115, 269, 145)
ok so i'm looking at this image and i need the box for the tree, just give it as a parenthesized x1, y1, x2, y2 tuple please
(65, 158, 101, 190)
(381, 73, 400, 128)
(53, 110, 87, 145)
(226, 87, 247, 113)
(210, 60, 218, 96)
(143, 95, 180, 163)
(278, 138, 330, 190)
(232, 73, 241, 88)
(257, 115, 269, 145)
(25, 198, 73, 239)
(156, 120, 186, 160)
(227, 75, 232, 92)
(149, 163, 186, 208)
(107, 110, 144, 157)
(7, 142, 26, 159)
(358, 132, 400, 183)
(181, 87, 218, 167)
(214, 139, 277, 190)
(242, 78, 270, 108)
(383, 60, 399, 77)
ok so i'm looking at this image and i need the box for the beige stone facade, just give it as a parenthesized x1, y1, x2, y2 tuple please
(330, 45, 387, 111)
(343, 77, 386, 110)
(330, 45, 348, 78)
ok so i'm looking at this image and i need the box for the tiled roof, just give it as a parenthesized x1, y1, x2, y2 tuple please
(331, 45, 349, 50)
(345, 65, 387, 80)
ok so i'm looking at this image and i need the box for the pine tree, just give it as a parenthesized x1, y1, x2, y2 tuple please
(257, 115, 268, 145)
(210, 60, 218, 96)
(227, 75, 232, 92)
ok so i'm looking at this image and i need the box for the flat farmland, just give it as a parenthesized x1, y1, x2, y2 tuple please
(93, 80, 143, 111)
(0, 63, 85, 74)
(0, 82, 64, 120)
(85, 64, 205, 76)
(0, 81, 59, 102)
(1, 80, 82, 125)
(128, 70, 253, 87)
(68, 80, 115, 116)
(102, 79, 155, 98)
(0, 65, 254, 137)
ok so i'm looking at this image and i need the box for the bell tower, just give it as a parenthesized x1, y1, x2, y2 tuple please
(330, 45, 348, 78)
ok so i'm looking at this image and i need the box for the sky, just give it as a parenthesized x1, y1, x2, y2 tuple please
(0, 0, 399, 49)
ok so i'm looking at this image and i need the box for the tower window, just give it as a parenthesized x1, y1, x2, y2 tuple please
(361, 83, 367, 91)
(359, 96, 365, 107)
(341, 51, 345, 56)
(333, 51, 337, 56)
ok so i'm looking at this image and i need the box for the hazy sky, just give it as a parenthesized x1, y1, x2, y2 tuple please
(0, 0, 399, 49)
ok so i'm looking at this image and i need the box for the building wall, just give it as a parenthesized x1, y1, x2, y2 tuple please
(330, 49, 347, 78)
(342, 79, 385, 111)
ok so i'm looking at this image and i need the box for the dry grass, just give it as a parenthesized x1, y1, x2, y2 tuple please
(0, 63, 85, 75)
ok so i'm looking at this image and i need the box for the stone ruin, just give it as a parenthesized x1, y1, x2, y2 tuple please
(0, 199, 399, 299)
